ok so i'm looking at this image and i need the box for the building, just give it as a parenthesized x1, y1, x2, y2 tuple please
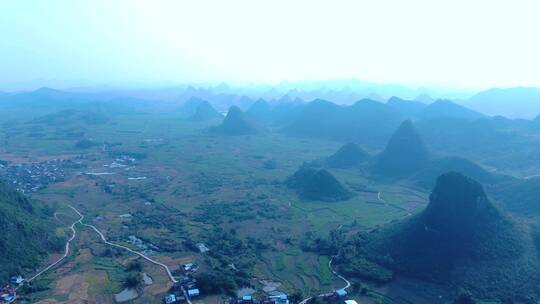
(10, 276, 24, 285)
(164, 294, 177, 304)
(182, 263, 199, 273)
(196, 243, 209, 253)
(269, 293, 289, 304)
(335, 289, 347, 298)
(0, 287, 16, 304)
(187, 288, 200, 298)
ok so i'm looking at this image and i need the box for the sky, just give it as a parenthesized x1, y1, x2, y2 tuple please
(1, 0, 539, 91)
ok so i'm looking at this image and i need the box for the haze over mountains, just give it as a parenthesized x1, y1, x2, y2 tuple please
(3, 83, 540, 119)
(2, 81, 540, 303)
(465, 87, 540, 119)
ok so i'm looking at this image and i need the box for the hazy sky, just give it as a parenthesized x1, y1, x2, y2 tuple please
(1, 0, 539, 90)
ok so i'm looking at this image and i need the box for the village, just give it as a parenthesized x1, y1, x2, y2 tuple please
(0, 276, 25, 304)
(162, 262, 359, 304)
(0, 158, 84, 194)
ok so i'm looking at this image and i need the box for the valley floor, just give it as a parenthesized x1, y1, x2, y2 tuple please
(1, 112, 437, 303)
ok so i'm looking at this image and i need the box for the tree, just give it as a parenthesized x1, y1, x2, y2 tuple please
(123, 274, 140, 289)
(126, 260, 143, 272)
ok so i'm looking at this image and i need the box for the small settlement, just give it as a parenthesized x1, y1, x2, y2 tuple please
(0, 276, 25, 304)
(163, 261, 358, 304)
(164, 263, 200, 304)
(0, 159, 83, 194)
(0, 286, 16, 304)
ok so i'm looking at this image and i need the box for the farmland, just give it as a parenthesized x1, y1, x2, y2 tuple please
(0, 109, 428, 303)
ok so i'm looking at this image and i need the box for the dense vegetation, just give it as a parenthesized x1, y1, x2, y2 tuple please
(341, 173, 540, 301)
(324, 142, 369, 168)
(411, 156, 511, 189)
(0, 182, 64, 282)
(4, 87, 540, 303)
(286, 166, 353, 201)
(491, 177, 540, 215)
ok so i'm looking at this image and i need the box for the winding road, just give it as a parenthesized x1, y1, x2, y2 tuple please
(19, 205, 192, 304)
(16, 208, 83, 290)
(300, 191, 412, 304)
(298, 250, 351, 304)
(67, 206, 178, 284)
(22, 199, 361, 304)
(67, 206, 193, 304)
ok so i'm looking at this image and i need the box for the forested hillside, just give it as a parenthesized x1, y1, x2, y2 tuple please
(0, 182, 64, 282)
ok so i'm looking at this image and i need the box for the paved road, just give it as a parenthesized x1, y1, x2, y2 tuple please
(68, 206, 193, 304)
(300, 192, 403, 304)
(68, 206, 178, 283)
(298, 251, 351, 304)
(16, 207, 84, 290)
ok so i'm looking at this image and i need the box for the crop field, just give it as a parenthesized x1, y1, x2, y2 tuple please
(0, 109, 431, 303)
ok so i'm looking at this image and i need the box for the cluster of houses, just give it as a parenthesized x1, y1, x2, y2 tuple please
(0, 276, 25, 304)
(0, 286, 16, 304)
(230, 292, 291, 304)
(164, 263, 201, 304)
(127, 235, 160, 256)
(318, 289, 358, 304)
(230, 288, 358, 304)
(105, 155, 136, 169)
(0, 159, 82, 194)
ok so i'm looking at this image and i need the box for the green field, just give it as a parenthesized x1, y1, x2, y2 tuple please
(0, 108, 430, 303)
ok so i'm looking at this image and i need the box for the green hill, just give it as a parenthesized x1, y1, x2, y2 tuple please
(351, 172, 539, 301)
(0, 182, 64, 282)
(209, 106, 260, 135)
(373, 120, 429, 177)
(325, 143, 369, 168)
(286, 167, 353, 202)
(189, 101, 223, 121)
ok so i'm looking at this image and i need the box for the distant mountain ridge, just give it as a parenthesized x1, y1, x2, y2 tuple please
(466, 87, 540, 119)
(386, 96, 426, 117)
(415, 99, 484, 121)
(189, 100, 222, 121)
(283, 99, 404, 148)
